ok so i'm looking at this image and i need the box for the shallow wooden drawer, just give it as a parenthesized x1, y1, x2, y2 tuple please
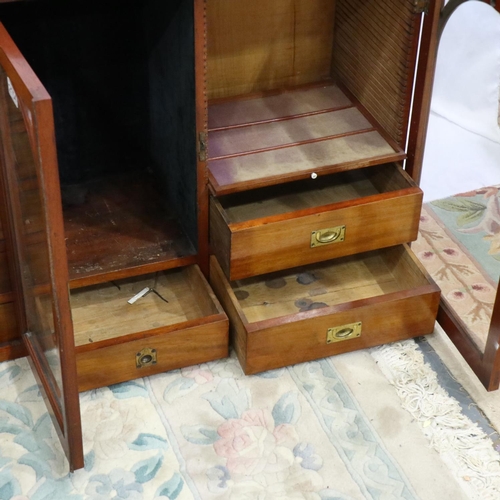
(73, 265, 229, 392)
(210, 246, 440, 374)
(210, 163, 422, 281)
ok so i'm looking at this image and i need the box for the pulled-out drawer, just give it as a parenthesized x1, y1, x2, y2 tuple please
(210, 163, 422, 280)
(210, 246, 439, 374)
(73, 265, 229, 392)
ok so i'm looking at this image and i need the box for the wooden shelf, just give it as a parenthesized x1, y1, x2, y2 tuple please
(64, 174, 196, 288)
(207, 83, 406, 195)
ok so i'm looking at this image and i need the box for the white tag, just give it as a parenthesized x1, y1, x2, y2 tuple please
(7, 77, 18, 108)
(128, 287, 150, 304)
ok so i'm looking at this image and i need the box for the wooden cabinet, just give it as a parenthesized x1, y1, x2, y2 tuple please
(0, 0, 444, 472)
(0, 0, 228, 471)
(201, 0, 441, 373)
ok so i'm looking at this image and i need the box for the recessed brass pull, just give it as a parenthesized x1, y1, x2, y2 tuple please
(311, 225, 346, 248)
(327, 322, 362, 344)
(136, 347, 157, 368)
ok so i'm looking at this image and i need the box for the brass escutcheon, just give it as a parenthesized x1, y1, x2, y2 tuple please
(311, 225, 346, 248)
(326, 322, 362, 344)
(136, 347, 157, 368)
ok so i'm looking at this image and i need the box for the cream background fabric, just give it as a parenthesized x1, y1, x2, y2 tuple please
(420, 2, 500, 202)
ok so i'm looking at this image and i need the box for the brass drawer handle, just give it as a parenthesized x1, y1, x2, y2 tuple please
(317, 230, 340, 243)
(311, 225, 346, 248)
(136, 347, 157, 368)
(327, 322, 362, 343)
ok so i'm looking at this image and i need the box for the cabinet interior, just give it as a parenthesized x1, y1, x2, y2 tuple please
(0, 0, 198, 287)
(206, 0, 419, 194)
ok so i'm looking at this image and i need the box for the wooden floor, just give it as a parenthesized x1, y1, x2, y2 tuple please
(63, 174, 196, 288)
(207, 84, 405, 194)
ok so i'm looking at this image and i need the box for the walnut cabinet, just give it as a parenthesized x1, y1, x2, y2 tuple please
(0, 0, 444, 471)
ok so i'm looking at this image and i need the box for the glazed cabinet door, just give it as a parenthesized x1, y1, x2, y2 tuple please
(0, 24, 83, 469)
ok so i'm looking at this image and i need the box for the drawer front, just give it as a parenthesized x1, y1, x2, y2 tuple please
(209, 247, 440, 374)
(73, 265, 229, 392)
(76, 319, 228, 392)
(241, 293, 438, 374)
(210, 169, 422, 281)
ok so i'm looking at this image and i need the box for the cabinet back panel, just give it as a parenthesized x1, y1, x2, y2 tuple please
(0, 0, 199, 249)
(0, 1, 149, 184)
(207, 0, 336, 100)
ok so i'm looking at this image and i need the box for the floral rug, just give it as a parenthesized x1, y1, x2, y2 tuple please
(414, 186, 500, 352)
(0, 339, 499, 500)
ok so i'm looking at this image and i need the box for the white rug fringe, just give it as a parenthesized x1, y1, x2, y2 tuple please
(371, 339, 500, 500)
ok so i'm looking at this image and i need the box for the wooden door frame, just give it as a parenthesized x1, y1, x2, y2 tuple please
(417, 0, 500, 391)
(0, 23, 84, 468)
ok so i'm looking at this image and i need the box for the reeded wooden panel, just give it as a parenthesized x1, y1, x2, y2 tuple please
(333, 0, 420, 147)
(207, 0, 336, 99)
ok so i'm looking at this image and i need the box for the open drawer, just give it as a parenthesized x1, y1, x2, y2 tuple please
(210, 245, 440, 374)
(73, 265, 228, 392)
(210, 163, 423, 280)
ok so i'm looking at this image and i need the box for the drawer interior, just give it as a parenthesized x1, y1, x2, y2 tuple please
(216, 163, 418, 224)
(228, 246, 430, 324)
(71, 266, 221, 348)
(206, 0, 419, 194)
(0, 0, 198, 285)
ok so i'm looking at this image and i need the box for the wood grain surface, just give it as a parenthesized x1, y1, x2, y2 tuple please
(210, 247, 440, 374)
(210, 164, 422, 280)
(207, 0, 336, 99)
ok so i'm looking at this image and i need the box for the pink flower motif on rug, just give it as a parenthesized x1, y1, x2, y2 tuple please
(214, 409, 297, 476)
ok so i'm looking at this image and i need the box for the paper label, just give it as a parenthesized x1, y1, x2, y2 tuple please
(7, 77, 19, 108)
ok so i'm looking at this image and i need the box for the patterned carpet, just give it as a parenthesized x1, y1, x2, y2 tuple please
(414, 186, 500, 353)
(0, 335, 500, 499)
(0, 346, 485, 500)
